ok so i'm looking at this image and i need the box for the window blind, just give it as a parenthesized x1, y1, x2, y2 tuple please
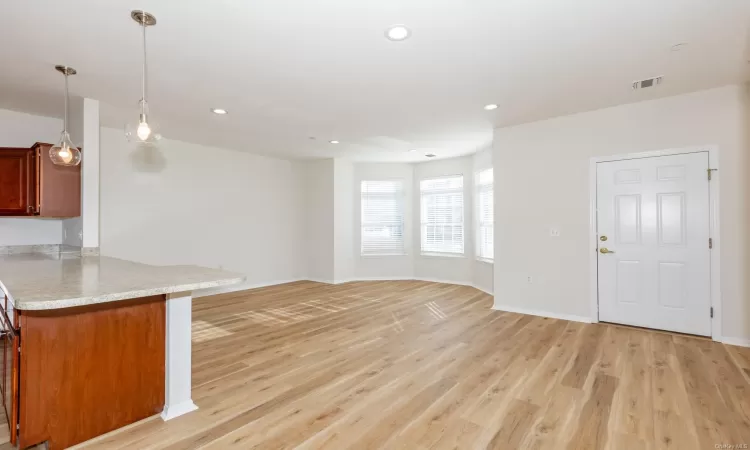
(476, 168, 494, 261)
(420, 176, 464, 255)
(361, 180, 405, 255)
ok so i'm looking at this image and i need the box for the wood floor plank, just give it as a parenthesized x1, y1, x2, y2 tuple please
(608, 330, 655, 448)
(674, 340, 745, 448)
(69, 280, 750, 450)
(650, 333, 700, 450)
(565, 373, 618, 450)
(485, 399, 540, 449)
(560, 324, 606, 389)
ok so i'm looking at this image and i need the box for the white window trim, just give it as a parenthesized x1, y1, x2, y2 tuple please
(419, 174, 465, 257)
(475, 168, 494, 263)
(360, 178, 406, 257)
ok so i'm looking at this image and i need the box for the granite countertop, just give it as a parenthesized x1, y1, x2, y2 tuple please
(0, 254, 245, 310)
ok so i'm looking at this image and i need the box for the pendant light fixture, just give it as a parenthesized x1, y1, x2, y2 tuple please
(125, 10, 161, 145)
(49, 65, 82, 166)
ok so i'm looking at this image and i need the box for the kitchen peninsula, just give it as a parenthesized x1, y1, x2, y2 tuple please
(0, 250, 244, 450)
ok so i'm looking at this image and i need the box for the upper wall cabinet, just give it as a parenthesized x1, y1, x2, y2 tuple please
(0, 143, 81, 218)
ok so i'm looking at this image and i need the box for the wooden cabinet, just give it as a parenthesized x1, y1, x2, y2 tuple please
(0, 143, 81, 218)
(0, 296, 164, 449)
(0, 296, 19, 447)
(0, 148, 34, 216)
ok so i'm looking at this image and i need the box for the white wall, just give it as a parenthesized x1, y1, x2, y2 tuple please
(493, 85, 750, 341)
(333, 159, 354, 283)
(472, 147, 494, 294)
(299, 159, 335, 282)
(413, 156, 475, 284)
(353, 162, 415, 280)
(0, 109, 63, 245)
(100, 127, 306, 289)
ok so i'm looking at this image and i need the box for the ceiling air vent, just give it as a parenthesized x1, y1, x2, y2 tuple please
(632, 76, 663, 90)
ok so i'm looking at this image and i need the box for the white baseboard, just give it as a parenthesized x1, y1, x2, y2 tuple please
(321, 276, 492, 295)
(305, 278, 337, 284)
(195, 277, 493, 298)
(414, 277, 471, 286)
(720, 336, 750, 348)
(338, 276, 415, 282)
(161, 400, 198, 421)
(193, 279, 303, 298)
(491, 304, 592, 324)
(470, 283, 493, 296)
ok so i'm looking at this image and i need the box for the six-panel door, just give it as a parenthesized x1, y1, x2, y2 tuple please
(596, 152, 711, 336)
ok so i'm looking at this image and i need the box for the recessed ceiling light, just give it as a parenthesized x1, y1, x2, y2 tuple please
(408, 149, 417, 152)
(211, 108, 228, 115)
(385, 25, 411, 41)
(484, 104, 498, 110)
(425, 153, 437, 158)
(330, 140, 340, 144)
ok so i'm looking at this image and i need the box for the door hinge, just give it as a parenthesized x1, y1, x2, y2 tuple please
(710, 307, 714, 318)
(709, 238, 713, 249)
(708, 168, 717, 181)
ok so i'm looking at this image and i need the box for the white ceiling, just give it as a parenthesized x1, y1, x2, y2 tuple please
(1, 0, 748, 162)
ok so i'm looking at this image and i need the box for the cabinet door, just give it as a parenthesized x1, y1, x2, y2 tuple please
(0, 148, 34, 216)
(35, 143, 81, 218)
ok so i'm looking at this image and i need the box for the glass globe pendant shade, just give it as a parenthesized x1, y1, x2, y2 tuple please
(125, 100, 162, 145)
(49, 131, 82, 166)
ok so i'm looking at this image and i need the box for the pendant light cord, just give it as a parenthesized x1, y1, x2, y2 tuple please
(141, 17, 148, 117)
(63, 72, 69, 133)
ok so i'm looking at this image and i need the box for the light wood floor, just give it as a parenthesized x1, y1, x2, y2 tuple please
(68, 280, 750, 449)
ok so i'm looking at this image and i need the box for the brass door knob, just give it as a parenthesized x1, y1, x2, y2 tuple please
(600, 248, 615, 254)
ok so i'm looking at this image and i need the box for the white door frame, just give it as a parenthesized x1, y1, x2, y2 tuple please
(588, 146, 721, 341)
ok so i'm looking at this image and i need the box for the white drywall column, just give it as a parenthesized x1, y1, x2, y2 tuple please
(303, 159, 335, 282)
(65, 98, 100, 249)
(300, 158, 355, 283)
(333, 159, 354, 283)
(162, 291, 198, 420)
(81, 99, 100, 249)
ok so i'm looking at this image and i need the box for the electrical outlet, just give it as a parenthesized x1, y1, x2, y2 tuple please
(550, 228, 560, 237)
(527, 276, 533, 284)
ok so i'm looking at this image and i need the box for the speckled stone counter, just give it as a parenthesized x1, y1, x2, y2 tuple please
(0, 254, 245, 310)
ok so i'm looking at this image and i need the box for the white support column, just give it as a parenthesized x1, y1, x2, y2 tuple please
(64, 97, 100, 251)
(161, 291, 198, 421)
(81, 98, 100, 251)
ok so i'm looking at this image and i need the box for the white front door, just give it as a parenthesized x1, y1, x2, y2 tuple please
(596, 152, 711, 336)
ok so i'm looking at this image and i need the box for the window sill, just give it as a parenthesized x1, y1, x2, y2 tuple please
(360, 253, 408, 258)
(476, 257, 494, 265)
(420, 252, 465, 259)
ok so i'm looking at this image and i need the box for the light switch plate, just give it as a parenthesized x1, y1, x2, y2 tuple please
(550, 228, 561, 237)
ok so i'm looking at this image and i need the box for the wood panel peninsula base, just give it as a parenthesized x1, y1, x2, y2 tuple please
(0, 253, 244, 450)
(17, 295, 165, 450)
